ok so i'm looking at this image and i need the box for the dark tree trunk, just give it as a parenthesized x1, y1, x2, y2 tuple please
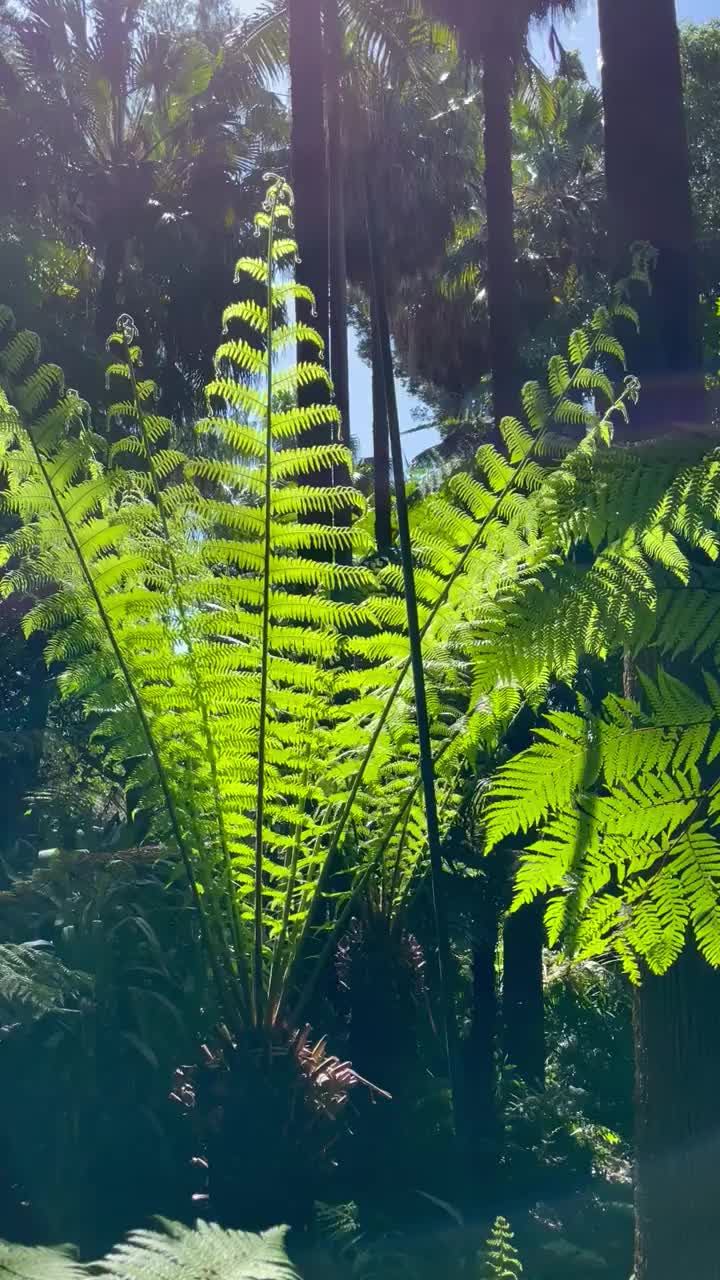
(502, 898, 545, 1088)
(598, 0, 705, 435)
(369, 288, 392, 556)
(482, 45, 517, 427)
(95, 237, 125, 341)
(366, 178, 461, 1128)
(463, 868, 502, 1179)
(633, 944, 720, 1280)
(324, 0, 350, 451)
(288, 0, 330, 365)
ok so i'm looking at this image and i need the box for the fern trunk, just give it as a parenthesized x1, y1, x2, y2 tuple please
(598, 0, 705, 435)
(482, 41, 517, 427)
(502, 898, 545, 1089)
(633, 945, 720, 1280)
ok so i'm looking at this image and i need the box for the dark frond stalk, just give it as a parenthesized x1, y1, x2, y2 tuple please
(19, 417, 232, 1023)
(291, 290, 638, 1019)
(366, 177, 460, 1127)
(324, 0, 352, 548)
(311, 318, 630, 873)
(324, 0, 350, 453)
(370, 287, 393, 556)
(290, 715, 462, 1022)
(120, 329, 251, 1023)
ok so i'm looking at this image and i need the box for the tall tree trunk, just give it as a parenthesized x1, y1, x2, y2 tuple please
(369, 288, 392, 555)
(288, 0, 330, 365)
(598, 0, 705, 435)
(324, 0, 350, 451)
(95, 237, 124, 341)
(482, 45, 517, 427)
(463, 871, 501, 1180)
(633, 945, 720, 1280)
(502, 898, 545, 1088)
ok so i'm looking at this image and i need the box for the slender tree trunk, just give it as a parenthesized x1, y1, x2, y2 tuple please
(288, 0, 330, 364)
(464, 872, 500, 1178)
(95, 237, 124, 341)
(482, 45, 517, 427)
(633, 945, 720, 1280)
(598, 0, 705, 435)
(369, 288, 392, 555)
(502, 898, 545, 1088)
(324, 0, 350, 451)
(366, 178, 461, 1129)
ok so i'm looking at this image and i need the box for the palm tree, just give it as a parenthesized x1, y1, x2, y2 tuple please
(598, 0, 705, 437)
(2, 0, 283, 342)
(424, 0, 579, 425)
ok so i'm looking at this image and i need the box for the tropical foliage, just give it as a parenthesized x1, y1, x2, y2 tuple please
(2, 2, 720, 1278)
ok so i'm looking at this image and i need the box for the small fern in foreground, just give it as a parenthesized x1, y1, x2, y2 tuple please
(0, 1222, 298, 1279)
(480, 1217, 523, 1279)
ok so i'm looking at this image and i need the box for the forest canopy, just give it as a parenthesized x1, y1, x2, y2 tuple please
(0, 4, 719, 1280)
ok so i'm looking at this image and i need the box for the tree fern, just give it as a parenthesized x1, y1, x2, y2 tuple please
(0, 178, 378, 1028)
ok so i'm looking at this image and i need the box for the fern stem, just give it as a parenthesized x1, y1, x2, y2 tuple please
(19, 417, 233, 1023)
(120, 333, 251, 1023)
(253, 184, 281, 1026)
(366, 181, 459, 1124)
(289, 710, 458, 1023)
(267, 735, 313, 1021)
(308, 315, 627, 902)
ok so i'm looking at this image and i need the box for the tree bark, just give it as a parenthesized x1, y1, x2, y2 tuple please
(633, 944, 720, 1280)
(324, 0, 350, 451)
(482, 45, 518, 427)
(502, 898, 545, 1088)
(369, 287, 392, 556)
(288, 0, 330, 365)
(598, 0, 705, 436)
(464, 875, 500, 1179)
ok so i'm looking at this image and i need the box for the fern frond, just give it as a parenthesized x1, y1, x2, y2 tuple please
(99, 1220, 298, 1279)
(0, 1240, 82, 1278)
